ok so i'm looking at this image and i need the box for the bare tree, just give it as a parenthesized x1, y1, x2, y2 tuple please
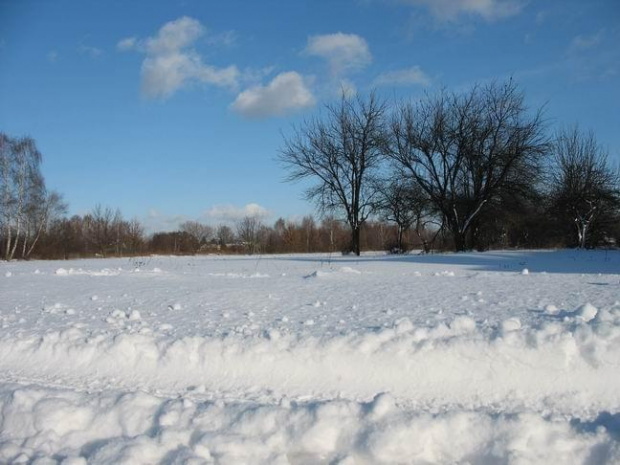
(301, 215, 317, 252)
(22, 190, 67, 259)
(180, 220, 214, 253)
(237, 216, 262, 254)
(126, 217, 145, 255)
(279, 93, 387, 256)
(87, 205, 116, 256)
(374, 176, 432, 253)
(385, 80, 548, 251)
(1, 133, 14, 259)
(549, 126, 620, 248)
(216, 224, 235, 247)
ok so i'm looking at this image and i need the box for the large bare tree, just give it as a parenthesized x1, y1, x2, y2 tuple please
(385, 80, 548, 251)
(279, 93, 387, 255)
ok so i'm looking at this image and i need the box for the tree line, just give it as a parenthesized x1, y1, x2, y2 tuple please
(2, 79, 619, 260)
(280, 79, 620, 254)
(17, 209, 427, 259)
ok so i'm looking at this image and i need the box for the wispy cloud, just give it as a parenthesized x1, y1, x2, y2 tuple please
(374, 66, 431, 87)
(240, 66, 277, 86)
(78, 44, 103, 58)
(142, 209, 190, 233)
(47, 50, 58, 63)
(232, 71, 315, 118)
(337, 78, 357, 98)
(118, 17, 239, 99)
(569, 30, 605, 53)
(535, 10, 548, 25)
(305, 33, 371, 75)
(398, 0, 524, 22)
(205, 203, 272, 222)
(117, 37, 137, 51)
(205, 30, 238, 47)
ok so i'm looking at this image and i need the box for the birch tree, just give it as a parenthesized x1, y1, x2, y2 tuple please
(0, 134, 49, 260)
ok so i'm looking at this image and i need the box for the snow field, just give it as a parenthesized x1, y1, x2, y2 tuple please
(1, 250, 620, 463)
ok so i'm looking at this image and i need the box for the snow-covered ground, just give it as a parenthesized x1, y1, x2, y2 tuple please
(1, 250, 620, 464)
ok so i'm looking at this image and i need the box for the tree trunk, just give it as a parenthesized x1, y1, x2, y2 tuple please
(4, 223, 11, 260)
(351, 226, 361, 256)
(580, 223, 587, 249)
(26, 218, 47, 258)
(9, 217, 21, 260)
(453, 230, 467, 252)
(21, 225, 29, 259)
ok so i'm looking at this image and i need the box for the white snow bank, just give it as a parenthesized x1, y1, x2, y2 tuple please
(1, 309, 620, 415)
(0, 383, 617, 465)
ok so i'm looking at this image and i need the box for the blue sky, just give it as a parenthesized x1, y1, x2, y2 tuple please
(1, 0, 619, 232)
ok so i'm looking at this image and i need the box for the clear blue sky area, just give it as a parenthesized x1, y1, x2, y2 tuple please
(1, 0, 618, 231)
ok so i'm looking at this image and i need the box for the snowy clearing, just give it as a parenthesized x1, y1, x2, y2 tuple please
(1, 250, 620, 464)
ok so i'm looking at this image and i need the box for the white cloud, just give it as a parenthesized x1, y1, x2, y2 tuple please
(374, 66, 431, 87)
(205, 203, 272, 222)
(231, 71, 315, 118)
(119, 17, 239, 99)
(400, 0, 524, 22)
(141, 51, 238, 98)
(305, 33, 371, 74)
(144, 16, 205, 55)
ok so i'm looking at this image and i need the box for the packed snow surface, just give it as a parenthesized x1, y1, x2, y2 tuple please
(1, 250, 620, 464)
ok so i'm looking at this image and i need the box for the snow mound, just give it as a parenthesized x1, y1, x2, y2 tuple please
(1, 310, 620, 415)
(544, 304, 560, 315)
(305, 267, 362, 279)
(501, 317, 522, 333)
(576, 303, 598, 323)
(0, 383, 617, 465)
